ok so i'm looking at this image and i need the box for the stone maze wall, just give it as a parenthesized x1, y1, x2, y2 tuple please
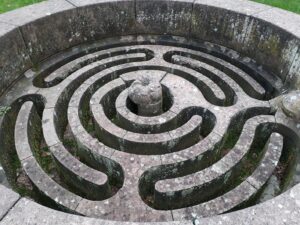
(0, 0, 299, 224)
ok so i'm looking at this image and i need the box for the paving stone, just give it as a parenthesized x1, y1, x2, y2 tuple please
(0, 185, 20, 220)
(1, 198, 192, 225)
(193, 184, 300, 225)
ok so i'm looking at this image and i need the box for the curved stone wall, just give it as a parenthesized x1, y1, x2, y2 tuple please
(0, 0, 299, 224)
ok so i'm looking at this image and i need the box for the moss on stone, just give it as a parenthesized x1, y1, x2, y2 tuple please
(0, 106, 11, 117)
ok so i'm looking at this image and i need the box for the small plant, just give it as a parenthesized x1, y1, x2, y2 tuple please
(63, 138, 77, 148)
(0, 106, 11, 117)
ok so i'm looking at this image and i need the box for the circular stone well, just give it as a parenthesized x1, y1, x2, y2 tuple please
(0, 0, 300, 224)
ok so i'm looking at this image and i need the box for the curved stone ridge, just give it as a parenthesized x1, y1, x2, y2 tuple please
(0, 0, 299, 224)
(0, 35, 299, 223)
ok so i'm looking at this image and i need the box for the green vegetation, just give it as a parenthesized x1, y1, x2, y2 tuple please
(35, 145, 54, 174)
(0, 106, 11, 117)
(253, 0, 300, 14)
(63, 138, 79, 156)
(0, 0, 44, 13)
(0, 0, 299, 14)
(63, 138, 77, 149)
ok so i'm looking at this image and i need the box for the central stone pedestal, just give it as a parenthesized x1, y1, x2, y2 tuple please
(128, 75, 163, 116)
(282, 90, 300, 121)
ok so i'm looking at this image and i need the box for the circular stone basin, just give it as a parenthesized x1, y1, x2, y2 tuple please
(0, 0, 299, 224)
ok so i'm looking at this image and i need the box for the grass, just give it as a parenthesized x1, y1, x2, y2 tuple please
(0, 0, 299, 14)
(253, 0, 300, 14)
(0, 106, 10, 117)
(0, 0, 44, 13)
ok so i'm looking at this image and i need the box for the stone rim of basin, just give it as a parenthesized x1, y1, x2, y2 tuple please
(0, 0, 299, 224)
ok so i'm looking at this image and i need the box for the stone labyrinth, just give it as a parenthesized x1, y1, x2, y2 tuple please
(0, 36, 299, 222)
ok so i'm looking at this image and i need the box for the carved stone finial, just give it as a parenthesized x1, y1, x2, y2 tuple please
(128, 75, 163, 116)
(281, 90, 300, 121)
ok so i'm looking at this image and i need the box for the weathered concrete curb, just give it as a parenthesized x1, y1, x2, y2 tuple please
(0, 0, 299, 224)
(0, 182, 299, 224)
(0, 186, 20, 221)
